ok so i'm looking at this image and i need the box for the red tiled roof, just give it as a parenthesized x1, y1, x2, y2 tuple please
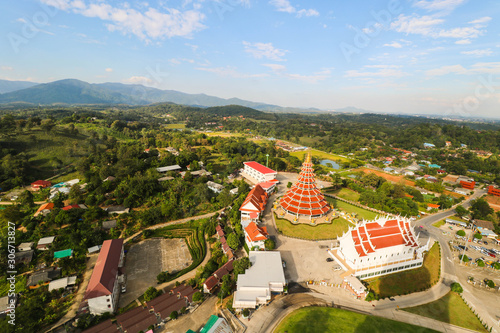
(427, 203, 440, 208)
(258, 181, 276, 190)
(62, 204, 80, 211)
(34, 202, 54, 216)
(239, 184, 268, 213)
(204, 276, 218, 292)
(245, 222, 268, 242)
(156, 298, 186, 320)
(82, 320, 117, 333)
(350, 219, 418, 257)
(279, 156, 330, 217)
(31, 180, 52, 187)
(84, 239, 123, 299)
(213, 260, 233, 280)
(243, 161, 276, 175)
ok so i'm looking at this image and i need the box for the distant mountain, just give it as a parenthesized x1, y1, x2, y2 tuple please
(0, 79, 38, 94)
(0, 79, 320, 113)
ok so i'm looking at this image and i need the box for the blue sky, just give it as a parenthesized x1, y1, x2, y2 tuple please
(1, 0, 500, 118)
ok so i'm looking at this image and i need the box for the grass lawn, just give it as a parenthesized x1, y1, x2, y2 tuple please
(290, 148, 351, 164)
(325, 197, 378, 221)
(326, 188, 361, 202)
(366, 242, 441, 298)
(165, 123, 186, 129)
(273, 306, 438, 333)
(432, 220, 446, 228)
(274, 214, 350, 240)
(403, 292, 488, 333)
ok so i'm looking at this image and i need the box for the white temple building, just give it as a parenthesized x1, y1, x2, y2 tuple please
(330, 216, 429, 280)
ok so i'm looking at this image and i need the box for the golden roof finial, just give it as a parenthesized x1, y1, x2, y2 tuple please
(305, 152, 311, 164)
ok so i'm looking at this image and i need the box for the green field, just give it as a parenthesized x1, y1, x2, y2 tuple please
(326, 188, 361, 202)
(274, 306, 438, 333)
(165, 123, 186, 129)
(290, 148, 351, 164)
(366, 242, 441, 298)
(432, 220, 446, 228)
(325, 197, 378, 221)
(274, 214, 350, 240)
(403, 292, 487, 332)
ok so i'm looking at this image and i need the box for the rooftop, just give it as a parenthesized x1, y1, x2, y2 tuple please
(244, 161, 277, 174)
(237, 251, 286, 289)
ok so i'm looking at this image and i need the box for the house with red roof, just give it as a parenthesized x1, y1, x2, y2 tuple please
(331, 217, 427, 280)
(84, 239, 124, 315)
(244, 222, 269, 250)
(241, 161, 277, 184)
(239, 184, 268, 227)
(31, 180, 52, 191)
(34, 202, 55, 217)
(427, 203, 440, 211)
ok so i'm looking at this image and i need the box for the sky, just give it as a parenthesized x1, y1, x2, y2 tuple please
(1, 0, 500, 118)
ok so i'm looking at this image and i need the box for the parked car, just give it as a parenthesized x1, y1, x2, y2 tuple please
(326, 258, 333, 262)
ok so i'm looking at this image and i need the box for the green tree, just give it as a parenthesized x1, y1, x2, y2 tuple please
(477, 260, 485, 267)
(451, 282, 463, 293)
(456, 230, 466, 237)
(473, 233, 482, 240)
(233, 257, 251, 277)
(157, 271, 170, 283)
(19, 190, 35, 207)
(455, 205, 468, 218)
(458, 254, 469, 262)
(170, 310, 178, 320)
(470, 198, 493, 220)
(227, 233, 239, 250)
(264, 238, 275, 250)
(143, 287, 161, 301)
(287, 181, 292, 188)
(192, 291, 203, 302)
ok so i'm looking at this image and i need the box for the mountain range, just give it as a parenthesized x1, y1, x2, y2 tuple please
(0, 78, 321, 113)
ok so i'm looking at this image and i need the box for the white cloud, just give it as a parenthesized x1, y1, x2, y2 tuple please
(345, 66, 407, 79)
(1, 66, 13, 71)
(123, 76, 153, 84)
(425, 62, 500, 76)
(195, 66, 268, 78)
(263, 64, 331, 83)
(105, 68, 113, 72)
(243, 41, 288, 61)
(413, 0, 466, 12)
(269, 0, 319, 18)
(461, 49, 493, 57)
(391, 14, 485, 40)
(468, 17, 491, 25)
(40, 0, 206, 41)
(455, 39, 471, 44)
(383, 41, 403, 48)
(425, 64, 467, 76)
(169, 58, 195, 65)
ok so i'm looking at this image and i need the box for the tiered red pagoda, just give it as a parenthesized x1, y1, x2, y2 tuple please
(279, 154, 331, 218)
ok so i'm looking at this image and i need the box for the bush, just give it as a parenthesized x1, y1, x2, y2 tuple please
(456, 230, 466, 237)
(493, 262, 500, 270)
(157, 271, 170, 284)
(170, 311, 178, 320)
(143, 287, 161, 301)
(477, 260, 485, 267)
(486, 280, 495, 288)
(458, 254, 469, 262)
(192, 291, 203, 302)
(264, 238, 275, 250)
(242, 308, 250, 317)
(451, 282, 463, 293)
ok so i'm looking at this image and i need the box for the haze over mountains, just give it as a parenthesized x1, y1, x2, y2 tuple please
(0, 78, 321, 113)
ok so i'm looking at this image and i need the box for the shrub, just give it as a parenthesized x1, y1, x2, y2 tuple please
(242, 308, 250, 317)
(456, 230, 466, 237)
(192, 291, 203, 302)
(170, 311, 178, 320)
(451, 282, 463, 293)
(143, 287, 161, 301)
(473, 233, 482, 240)
(477, 260, 485, 267)
(458, 254, 469, 262)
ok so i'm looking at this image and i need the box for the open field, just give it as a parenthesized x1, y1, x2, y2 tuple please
(290, 149, 351, 164)
(357, 167, 416, 186)
(485, 194, 500, 212)
(432, 220, 446, 228)
(273, 306, 438, 333)
(326, 188, 360, 202)
(164, 123, 186, 129)
(325, 197, 378, 221)
(274, 214, 350, 240)
(443, 190, 468, 199)
(366, 242, 440, 298)
(200, 131, 244, 138)
(403, 292, 488, 332)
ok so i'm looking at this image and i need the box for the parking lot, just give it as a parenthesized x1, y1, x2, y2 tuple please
(119, 238, 193, 307)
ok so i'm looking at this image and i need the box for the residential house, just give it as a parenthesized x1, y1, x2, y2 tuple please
(48, 276, 77, 291)
(207, 181, 225, 193)
(31, 180, 52, 191)
(18, 242, 33, 252)
(37, 236, 56, 250)
(233, 251, 286, 309)
(34, 203, 54, 217)
(84, 239, 124, 315)
(115, 306, 157, 333)
(203, 261, 234, 294)
(15, 250, 34, 266)
(427, 203, 440, 211)
(27, 267, 61, 288)
(62, 204, 87, 211)
(102, 220, 118, 230)
(156, 165, 181, 173)
(244, 222, 269, 250)
(423, 143, 435, 149)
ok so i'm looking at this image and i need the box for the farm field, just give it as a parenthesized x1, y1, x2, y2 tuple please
(290, 148, 351, 164)
(357, 167, 416, 186)
(164, 123, 186, 129)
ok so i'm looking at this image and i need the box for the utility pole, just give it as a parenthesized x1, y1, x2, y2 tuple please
(266, 154, 269, 167)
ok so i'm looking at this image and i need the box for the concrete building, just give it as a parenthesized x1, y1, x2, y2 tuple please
(199, 315, 233, 333)
(156, 165, 181, 173)
(233, 251, 286, 309)
(330, 217, 428, 280)
(207, 181, 225, 193)
(84, 239, 124, 315)
(241, 161, 277, 184)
